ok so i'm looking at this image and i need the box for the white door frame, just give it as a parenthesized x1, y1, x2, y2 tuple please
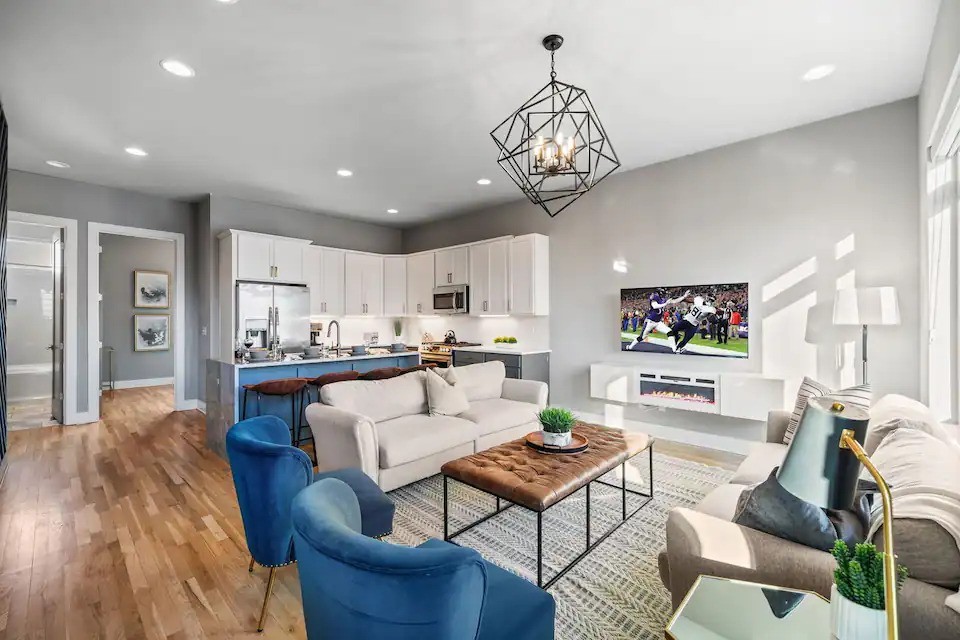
(87, 223, 188, 414)
(8, 211, 83, 424)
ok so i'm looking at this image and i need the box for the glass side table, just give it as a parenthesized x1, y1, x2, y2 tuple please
(665, 575, 831, 639)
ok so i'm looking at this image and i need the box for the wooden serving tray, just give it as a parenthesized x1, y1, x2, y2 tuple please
(525, 431, 589, 454)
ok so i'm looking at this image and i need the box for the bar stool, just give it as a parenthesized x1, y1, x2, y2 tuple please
(241, 378, 316, 464)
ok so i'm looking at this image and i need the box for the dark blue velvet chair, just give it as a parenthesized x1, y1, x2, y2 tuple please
(291, 478, 556, 640)
(226, 416, 395, 632)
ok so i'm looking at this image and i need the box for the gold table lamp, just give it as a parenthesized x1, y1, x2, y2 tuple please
(777, 397, 898, 639)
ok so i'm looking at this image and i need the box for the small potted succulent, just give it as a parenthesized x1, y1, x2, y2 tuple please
(830, 540, 907, 640)
(537, 407, 576, 447)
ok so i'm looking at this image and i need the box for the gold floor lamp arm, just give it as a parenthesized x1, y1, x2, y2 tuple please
(840, 429, 899, 640)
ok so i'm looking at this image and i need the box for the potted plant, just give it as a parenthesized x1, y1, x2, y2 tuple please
(830, 540, 907, 640)
(537, 407, 576, 447)
(494, 336, 519, 348)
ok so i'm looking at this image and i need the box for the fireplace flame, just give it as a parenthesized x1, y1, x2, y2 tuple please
(641, 390, 714, 404)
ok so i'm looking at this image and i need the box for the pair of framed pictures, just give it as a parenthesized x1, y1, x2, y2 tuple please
(134, 270, 170, 352)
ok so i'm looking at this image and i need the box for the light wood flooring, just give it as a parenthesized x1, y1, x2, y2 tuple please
(0, 386, 742, 639)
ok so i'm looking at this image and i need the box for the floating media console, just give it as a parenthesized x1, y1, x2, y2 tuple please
(590, 363, 786, 421)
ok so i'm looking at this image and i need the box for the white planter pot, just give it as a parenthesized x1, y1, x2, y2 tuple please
(542, 430, 572, 447)
(831, 584, 887, 640)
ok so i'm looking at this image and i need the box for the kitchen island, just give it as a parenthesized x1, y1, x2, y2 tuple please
(205, 350, 420, 458)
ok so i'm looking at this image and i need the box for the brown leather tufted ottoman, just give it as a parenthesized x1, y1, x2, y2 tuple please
(441, 422, 654, 589)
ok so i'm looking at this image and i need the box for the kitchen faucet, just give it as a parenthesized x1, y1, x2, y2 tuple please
(327, 320, 341, 352)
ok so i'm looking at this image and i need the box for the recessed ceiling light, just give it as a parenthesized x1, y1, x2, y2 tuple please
(125, 146, 148, 157)
(160, 59, 196, 78)
(45, 160, 70, 169)
(802, 64, 836, 82)
(336, 168, 353, 177)
(476, 178, 491, 185)
(387, 209, 399, 214)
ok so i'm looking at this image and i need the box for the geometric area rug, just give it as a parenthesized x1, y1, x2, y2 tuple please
(385, 452, 734, 640)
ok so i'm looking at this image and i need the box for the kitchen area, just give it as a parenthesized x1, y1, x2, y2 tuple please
(204, 229, 551, 458)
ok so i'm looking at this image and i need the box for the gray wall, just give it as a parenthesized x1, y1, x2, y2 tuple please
(403, 99, 921, 416)
(100, 234, 175, 384)
(6, 170, 199, 413)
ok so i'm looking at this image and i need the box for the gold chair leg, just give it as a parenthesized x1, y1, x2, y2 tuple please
(248, 556, 256, 573)
(257, 567, 277, 633)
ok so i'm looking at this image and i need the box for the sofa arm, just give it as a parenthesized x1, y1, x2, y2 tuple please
(663, 507, 835, 609)
(304, 403, 379, 483)
(765, 410, 792, 444)
(501, 378, 548, 409)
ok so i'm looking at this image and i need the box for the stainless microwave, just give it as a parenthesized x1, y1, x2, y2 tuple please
(433, 284, 469, 314)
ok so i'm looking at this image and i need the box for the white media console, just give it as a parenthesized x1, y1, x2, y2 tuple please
(589, 363, 787, 421)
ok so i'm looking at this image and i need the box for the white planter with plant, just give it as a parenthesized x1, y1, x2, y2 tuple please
(537, 407, 575, 447)
(493, 336, 519, 349)
(830, 540, 907, 640)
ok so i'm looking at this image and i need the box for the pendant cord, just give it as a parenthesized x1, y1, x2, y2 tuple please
(550, 50, 557, 80)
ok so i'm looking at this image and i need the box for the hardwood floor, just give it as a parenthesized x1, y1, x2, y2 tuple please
(0, 386, 743, 639)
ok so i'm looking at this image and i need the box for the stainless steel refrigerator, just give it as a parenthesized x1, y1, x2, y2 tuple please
(236, 281, 310, 353)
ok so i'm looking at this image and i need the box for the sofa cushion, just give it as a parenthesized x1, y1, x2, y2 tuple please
(696, 483, 749, 520)
(784, 377, 871, 445)
(320, 371, 427, 423)
(864, 393, 953, 455)
(376, 414, 479, 469)
(730, 442, 788, 485)
(425, 368, 470, 417)
(873, 518, 960, 589)
(449, 360, 506, 402)
(459, 398, 539, 437)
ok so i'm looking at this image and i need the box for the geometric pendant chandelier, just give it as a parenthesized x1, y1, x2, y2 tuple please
(491, 34, 621, 217)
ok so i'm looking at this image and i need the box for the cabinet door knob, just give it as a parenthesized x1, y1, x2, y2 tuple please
(417, 303, 421, 313)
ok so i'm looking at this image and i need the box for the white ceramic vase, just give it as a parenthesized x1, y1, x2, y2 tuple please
(542, 430, 572, 447)
(830, 584, 887, 640)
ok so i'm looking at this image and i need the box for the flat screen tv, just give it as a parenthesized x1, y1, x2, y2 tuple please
(620, 282, 749, 358)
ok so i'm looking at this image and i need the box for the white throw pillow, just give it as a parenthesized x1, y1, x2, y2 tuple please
(425, 368, 470, 417)
(445, 360, 506, 401)
(864, 394, 953, 455)
(783, 377, 871, 444)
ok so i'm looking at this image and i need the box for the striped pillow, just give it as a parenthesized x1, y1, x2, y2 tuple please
(783, 377, 872, 444)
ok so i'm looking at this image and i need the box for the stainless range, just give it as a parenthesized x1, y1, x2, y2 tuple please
(419, 341, 481, 367)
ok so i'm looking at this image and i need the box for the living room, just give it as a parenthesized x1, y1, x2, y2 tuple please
(1, 1, 959, 639)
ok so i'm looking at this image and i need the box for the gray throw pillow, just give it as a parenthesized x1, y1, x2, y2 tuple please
(873, 518, 960, 590)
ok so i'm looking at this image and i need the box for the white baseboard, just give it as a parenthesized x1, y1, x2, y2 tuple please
(176, 398, 201, 411)
(113, 377, 175, 390)
(196, 400, 207, 414)
(67, 411, 99, 425)
(576, 411, 757, 455)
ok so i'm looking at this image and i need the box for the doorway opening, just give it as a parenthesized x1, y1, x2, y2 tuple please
(5, 220, 64, 430)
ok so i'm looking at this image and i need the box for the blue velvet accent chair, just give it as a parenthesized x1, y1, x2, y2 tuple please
(291, 478, 556, 640)
(226, 416, 395, 632)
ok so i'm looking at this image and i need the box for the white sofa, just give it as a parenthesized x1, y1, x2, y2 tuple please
(304, 360, 548, 491)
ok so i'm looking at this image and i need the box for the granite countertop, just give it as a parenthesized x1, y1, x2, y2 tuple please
(234, 349, 420, 369)
(451, 345, 551, 356)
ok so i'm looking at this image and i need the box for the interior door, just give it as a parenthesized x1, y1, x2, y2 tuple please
(51, 230, 64, 423)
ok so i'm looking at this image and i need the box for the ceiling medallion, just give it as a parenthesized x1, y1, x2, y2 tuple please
(491, 34, 620, 217)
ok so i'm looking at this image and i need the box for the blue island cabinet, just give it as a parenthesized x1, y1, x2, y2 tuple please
(206, 353, 419, 458)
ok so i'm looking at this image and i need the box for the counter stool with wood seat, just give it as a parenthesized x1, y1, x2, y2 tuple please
(241, 377, 316, 464)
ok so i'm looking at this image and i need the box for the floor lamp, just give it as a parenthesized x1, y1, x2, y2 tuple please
(833, 287, 900, 384)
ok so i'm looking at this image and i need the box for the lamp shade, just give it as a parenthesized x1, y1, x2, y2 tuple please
(776, 397, 869, 510)
(833, 287, 900, 326)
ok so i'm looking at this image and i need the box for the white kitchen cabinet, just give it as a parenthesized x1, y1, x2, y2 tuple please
(382, 256, 407, 316)
(302, 246, 345, 316)
(407, 252, 435, 315)
(509, 234, 549, 315)
(469, 240, 509, 315)
(235, 231, 306, 283)
(236, 233, 273, 281)
(345, 253, 383, 316)
(434, 246, 468, 286)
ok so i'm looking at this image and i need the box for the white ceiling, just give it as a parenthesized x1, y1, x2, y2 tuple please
(0, 1, 941, 226)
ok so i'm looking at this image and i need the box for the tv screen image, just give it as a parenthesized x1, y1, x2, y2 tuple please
(620, 282, 749, 358)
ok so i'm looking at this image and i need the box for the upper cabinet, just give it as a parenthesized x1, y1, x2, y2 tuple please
(434, 247, 469, 286)
(303, 246, 345, 316)
(382, 256, 407, 316)
(509, 234, 549, 316)
(469, 240, 509, 315)
(344, 253, 383, 316)
(407, 252, 435, 316)
(234, 231, 307, 283)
